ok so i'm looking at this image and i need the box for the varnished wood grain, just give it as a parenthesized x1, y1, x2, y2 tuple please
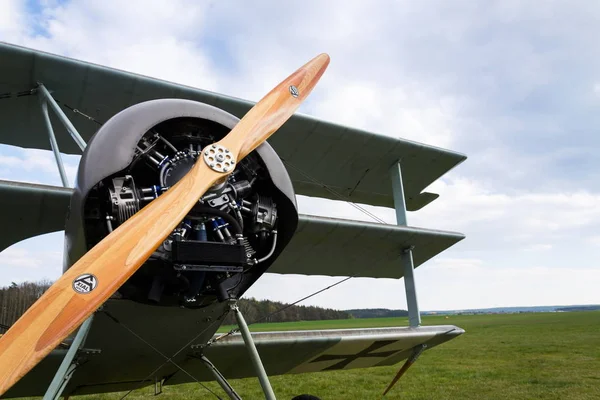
(220, 53, 330, 159)
(0, 53, 329, 396)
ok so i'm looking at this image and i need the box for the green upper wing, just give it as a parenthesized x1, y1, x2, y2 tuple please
(0, 42, 466, 211)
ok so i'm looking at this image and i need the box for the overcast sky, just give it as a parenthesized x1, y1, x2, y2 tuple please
(0, 0, 599, 311)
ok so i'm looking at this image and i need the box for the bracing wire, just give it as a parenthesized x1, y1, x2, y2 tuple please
(61, 102, 104, 126)
(113, 313, 224, 400)
(211, 275, 357, 344)
(117, 274, 358, 398)
(282, 159, 388, 224)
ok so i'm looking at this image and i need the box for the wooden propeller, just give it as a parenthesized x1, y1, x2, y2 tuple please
(0, 53, 330, 396)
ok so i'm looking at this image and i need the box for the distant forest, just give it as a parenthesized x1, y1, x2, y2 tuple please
(0, 280, 53, 333)
(0, 281, 350, 332)
(556, 305, 600, 312)
(222, 298, 350, 325)
(345, 308, 409, 318)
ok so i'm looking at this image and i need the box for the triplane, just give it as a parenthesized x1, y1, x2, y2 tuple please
(0, 42, 466, 399)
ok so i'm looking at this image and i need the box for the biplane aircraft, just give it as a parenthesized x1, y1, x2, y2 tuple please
(0, 41, 467, 399)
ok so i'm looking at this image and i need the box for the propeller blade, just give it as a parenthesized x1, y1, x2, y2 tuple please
(382, 344, 426, 396)
(0, 53, 330, 396)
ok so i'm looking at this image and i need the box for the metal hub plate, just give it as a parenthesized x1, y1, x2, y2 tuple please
(203, 144, 236, 173)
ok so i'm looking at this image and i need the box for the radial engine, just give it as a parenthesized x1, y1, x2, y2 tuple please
(64, 99, 298, 307)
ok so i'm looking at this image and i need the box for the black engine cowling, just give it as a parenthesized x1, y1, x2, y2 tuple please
(64, 99, 298, 307)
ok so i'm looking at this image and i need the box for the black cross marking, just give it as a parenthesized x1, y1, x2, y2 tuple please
(309, 340, 399, 371)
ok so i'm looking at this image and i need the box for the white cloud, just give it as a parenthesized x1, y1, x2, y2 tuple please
(309, 80, 461, 148)
(524, 244, 552, 252)
(0, 146, 79, 187)
(588, 236, 600, 246)
(0, 233, 63, 286)
(411, 178, 600, 243)
(1, 248, 43, 268)
(246, 263, 600, 310)
(418, 264, 600, 310)
(17, 0, 221, 93)
(0, 155, 21, 167)
(430, 258, 484, 270)
(0, 0, 27, 41)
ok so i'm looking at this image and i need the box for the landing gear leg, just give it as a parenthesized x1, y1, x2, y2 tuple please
(230, 300, 276, 400)
(42, 316, 95, 400)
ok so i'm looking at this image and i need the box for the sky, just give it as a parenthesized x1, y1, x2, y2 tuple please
(0, 0, 599, 311)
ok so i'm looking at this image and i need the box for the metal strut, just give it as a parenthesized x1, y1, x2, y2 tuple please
(199, 355, 242, 400)
(42, 316, 95, 400)
(37, 83, 87, 151)
(382, 344, 427, 396)
(390, 162, 421, 327)
(39, 98, 69, 187)
(229, 300, 276, 400)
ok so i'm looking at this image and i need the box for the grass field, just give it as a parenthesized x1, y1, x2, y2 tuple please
(69, 312, 600, 399)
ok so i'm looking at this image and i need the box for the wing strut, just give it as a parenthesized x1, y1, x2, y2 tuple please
(390, 162, 421, 327)
(39, 97, 70, 188)
(37, 81, 90, 188)
(230, 300, 276, 400)
(382, 344, 426, 396)
(37, 84, 87, 151)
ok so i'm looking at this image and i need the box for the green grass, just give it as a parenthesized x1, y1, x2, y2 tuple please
(58, 312, 600, 399)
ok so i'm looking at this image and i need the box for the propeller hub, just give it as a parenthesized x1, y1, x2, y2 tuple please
(203, 144, 236, 173)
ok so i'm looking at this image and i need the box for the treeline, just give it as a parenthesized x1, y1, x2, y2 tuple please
(223, 298, 351, 325)
(556, 305, 600, 312)
(0, 281, 351, 331)
(345, 308, 408, 318)
(0, 280, 53, 333)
